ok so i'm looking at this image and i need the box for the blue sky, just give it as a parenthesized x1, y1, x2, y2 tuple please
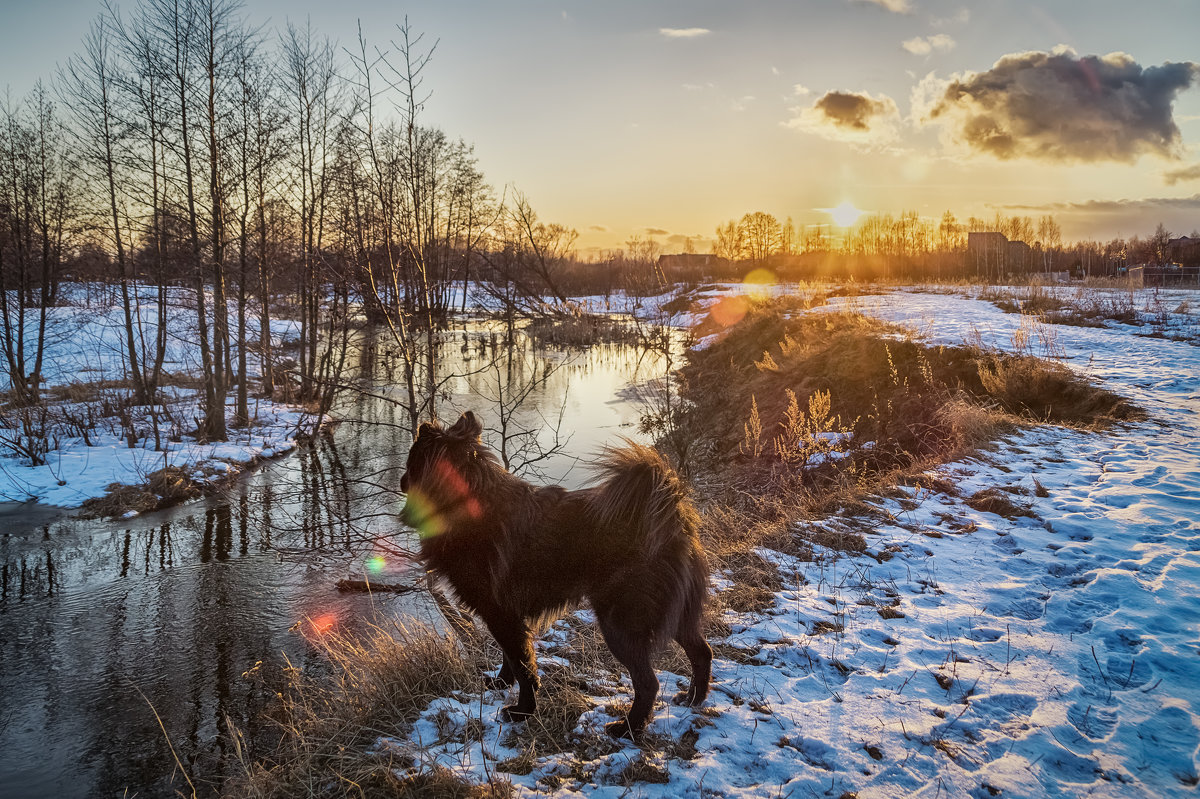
(3, 0, 1199, 252)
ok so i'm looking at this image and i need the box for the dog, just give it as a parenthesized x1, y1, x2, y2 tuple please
(399, 411, 712, 739)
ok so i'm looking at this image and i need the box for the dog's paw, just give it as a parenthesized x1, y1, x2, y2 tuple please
(483, 675, 513, 691)
(672, 686, 706, 707)
(604, 719, 642, 741)
(500, 705, 534, 723)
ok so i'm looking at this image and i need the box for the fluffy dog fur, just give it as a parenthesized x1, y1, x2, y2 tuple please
(400, 411, 712, 739)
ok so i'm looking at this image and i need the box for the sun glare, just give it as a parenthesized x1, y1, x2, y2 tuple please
(826, 201, 863, 228)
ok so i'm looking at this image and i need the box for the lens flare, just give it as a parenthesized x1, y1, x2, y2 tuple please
(710, 294, 749, 328)
(309, 613, 338, 635)
(402, 458, 483, 539)
(404, 489, 445, 538)
(366, 556, 386, 573)
(743, 268, 775, 298)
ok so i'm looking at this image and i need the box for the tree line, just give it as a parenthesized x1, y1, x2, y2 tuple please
(706, 210, 1195, 280)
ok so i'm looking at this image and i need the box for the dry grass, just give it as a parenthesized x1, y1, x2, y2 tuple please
(976, 354, 1138, 424)
(339, 767, 513, 799)
(230, 619, 502, 799)
(523, 313, 645, 348)
(965, 488, 1036, 519)
(980, 284, 1141, 328)
(499, 665, 602, 758)
(671, 297, 1139, 616)
(682, 301, 1136, 473)
(80, 465, 208, 518)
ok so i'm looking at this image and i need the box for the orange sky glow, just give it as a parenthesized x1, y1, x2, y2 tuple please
(2, 0, 1197, 254)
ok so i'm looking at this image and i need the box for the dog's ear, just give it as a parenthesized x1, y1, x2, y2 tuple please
(447, 410, 483, 441)
(415, 421, 438, 442)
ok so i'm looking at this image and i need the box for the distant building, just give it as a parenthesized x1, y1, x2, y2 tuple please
(1167, 236, 1200, 265)
(966, 232, 1041, 274)
(1007, 240, 1032, 271)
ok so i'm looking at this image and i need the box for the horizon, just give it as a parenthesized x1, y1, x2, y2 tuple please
(2, 0, 1198, 256)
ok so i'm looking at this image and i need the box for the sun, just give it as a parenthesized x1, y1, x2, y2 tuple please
(826, 201, 864, 228)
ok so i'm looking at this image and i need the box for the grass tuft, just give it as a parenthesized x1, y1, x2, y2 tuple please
(965, 488, 1036, 519)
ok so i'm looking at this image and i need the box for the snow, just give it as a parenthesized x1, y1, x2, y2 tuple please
(376, 287, 1200, 798)
(0, 395, 307, 507)
(1, 283, 299, 390)
(0, 284, 310, 508)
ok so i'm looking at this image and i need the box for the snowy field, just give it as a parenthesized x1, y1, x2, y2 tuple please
(379, 288, 1200, 798)
(0, 285, 308, 508)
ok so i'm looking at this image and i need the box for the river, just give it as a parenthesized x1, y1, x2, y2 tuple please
(0, 320, 673, 798)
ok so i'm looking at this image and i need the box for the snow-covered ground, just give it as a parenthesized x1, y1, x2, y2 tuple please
(0, 284, 309, 508)
(379, 288, 1200, 798)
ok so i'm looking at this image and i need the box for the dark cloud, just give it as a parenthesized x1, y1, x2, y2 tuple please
(1001, 194, 1200, 214)
(666, 233, 708, 248)
(787, 90, 900, 148)
(924, 50, 1199, 162)
(589, 225, 610, 233)
(645, 227, 670, 236)
(1165, 164, 1200, 185)
(812, 91, 894, 131)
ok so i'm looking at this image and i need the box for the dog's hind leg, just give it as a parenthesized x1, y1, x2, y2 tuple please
(673, 550, 713, 707)
(596, 612, 659, 740)
(481, 613, 539, 722)
(671, 620, 712, 707)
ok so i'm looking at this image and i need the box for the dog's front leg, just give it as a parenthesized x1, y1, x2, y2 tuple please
(481, 613, 538, 722)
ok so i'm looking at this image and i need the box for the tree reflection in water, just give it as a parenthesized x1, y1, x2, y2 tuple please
(0, 321, 677, 798)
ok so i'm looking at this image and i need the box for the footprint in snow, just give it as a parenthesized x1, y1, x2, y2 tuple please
(964, 627, 1003, 643)
(1067, 701, 1118, 741)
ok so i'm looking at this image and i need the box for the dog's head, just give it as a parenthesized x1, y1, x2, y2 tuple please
(400, 411, 488, 538)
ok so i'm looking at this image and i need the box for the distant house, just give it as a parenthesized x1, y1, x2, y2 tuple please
(967, 232, 1041, 274)
(1167, 236, 1200, 265)
(1007, 240, 1032, 271)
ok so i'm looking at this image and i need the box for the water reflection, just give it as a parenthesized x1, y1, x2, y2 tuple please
(0, 320, 674, 798)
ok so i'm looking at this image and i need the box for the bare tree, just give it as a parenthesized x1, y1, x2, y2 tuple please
(0, 85, 75, 406)
(62, 16, 154, 418)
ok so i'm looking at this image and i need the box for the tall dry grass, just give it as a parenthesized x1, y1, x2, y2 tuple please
(670, 298, 1140, 607)
(230, 619, 509, 799)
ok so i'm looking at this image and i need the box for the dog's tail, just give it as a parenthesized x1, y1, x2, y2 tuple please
(589, 441, 700, 562)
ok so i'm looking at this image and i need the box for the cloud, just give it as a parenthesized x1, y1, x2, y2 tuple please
(787, 90, 901, 148)
(732, 95, 756, 112)
(793, 83, 811, 96)
(645, 227, 670, 236)
(932, 8, 969, 27)
(1164, 163, 1200, 185)
(850, 0, 912, 12)
(659, 27, 710, 39)
(589, 225, 609, 233)
(666, 233, 706, 249)
(1001, 194, 1200, 214)
(902, 34, 955, 56)
(917, 49, 1200, 163)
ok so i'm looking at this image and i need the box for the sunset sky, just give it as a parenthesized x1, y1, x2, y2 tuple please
(3, 0, 1199, 255)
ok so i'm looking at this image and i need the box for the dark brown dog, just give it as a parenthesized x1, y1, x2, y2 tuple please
(400, 411, 712, 739)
